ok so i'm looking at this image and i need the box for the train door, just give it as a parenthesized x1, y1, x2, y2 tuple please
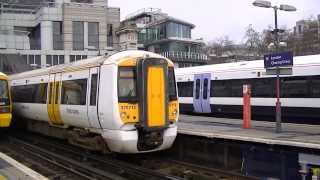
(87, 67, 101, 129)
(147, 66, 166, 127)
(47, 73, 63, 125)
(193, 73, 211, 113)
(138, 58, 168, 129)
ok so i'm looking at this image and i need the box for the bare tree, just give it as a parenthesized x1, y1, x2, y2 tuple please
(206, 35, 235, 56)
(243, 24, 263, 57)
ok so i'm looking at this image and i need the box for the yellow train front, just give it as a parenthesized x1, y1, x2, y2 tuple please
(10, 50, 178, 153)
(0, 73, 11, 127)
(115, 52, 179, 152)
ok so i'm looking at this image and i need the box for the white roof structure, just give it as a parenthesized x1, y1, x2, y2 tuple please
(176, 54, 320, 75)
(10, 50, 171, 80)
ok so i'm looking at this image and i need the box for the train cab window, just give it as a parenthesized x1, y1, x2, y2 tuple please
(177, 81, 193, 97)
(281, 77, 308, 98)
(61, 79, 87, 105)
(0, 80, 9, 106)
(168, 68, 177, 100)
(311, 76, 320, 97)
(118, 68, 137, 102)
(90, 74, 98, 105)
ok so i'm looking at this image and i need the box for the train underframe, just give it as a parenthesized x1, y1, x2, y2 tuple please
(17, 118, 177, 153)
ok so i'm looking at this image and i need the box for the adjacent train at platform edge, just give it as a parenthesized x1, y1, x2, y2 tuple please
(10, 50, 179, 153)
(0, 73, 12, 127)
(176, 54, 320, 124)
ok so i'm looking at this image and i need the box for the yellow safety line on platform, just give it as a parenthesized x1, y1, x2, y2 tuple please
(0, 152, 49, 180)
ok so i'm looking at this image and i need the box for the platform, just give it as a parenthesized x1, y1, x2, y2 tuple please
(0, 152, 48, 180)
(178, 115, 320, 150)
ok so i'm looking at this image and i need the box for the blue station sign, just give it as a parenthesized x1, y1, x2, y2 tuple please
(264, 52, 293, 69)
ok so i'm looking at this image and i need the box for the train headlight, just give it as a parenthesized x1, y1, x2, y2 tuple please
(120, 112, 127, 118)
(169, 101, 178, 122)
(118, 103, 139, 124)
(173, 109, 177, 115)
(0, 106, 10, 113)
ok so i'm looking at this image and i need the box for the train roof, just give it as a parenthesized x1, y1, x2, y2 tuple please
(10, 50, 170, 80)
(0, 72, 7, 77)
(0, 72, 8, 80)
(175, 54, 320, 75)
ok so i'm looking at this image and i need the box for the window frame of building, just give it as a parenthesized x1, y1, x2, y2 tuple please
(107, 24, 113, 47)
(73, 21, 84, 51)
(53, 21, 64, 50)
(88, 22, 99, 50)
(70, 55, 87, 62)
(26, 55, 41, 68)
(46, 55, 65, 66)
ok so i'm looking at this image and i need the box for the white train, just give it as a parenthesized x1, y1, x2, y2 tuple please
(175, 54, 320, 123)
(10, 50, 179, 153)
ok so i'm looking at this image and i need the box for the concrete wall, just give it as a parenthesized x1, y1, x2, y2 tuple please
(107, 7, 120, 50)
(63, 3, 108, 51)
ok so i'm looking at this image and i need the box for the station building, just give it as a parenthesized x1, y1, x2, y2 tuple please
(0, 0, 120, 73)
(0, 2, 207, 73)
(118, 8, 208, 68)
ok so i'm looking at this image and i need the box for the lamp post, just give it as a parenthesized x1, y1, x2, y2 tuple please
(253, 0, 296, 133)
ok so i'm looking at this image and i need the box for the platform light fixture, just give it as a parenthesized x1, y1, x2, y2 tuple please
(252, 0, 271, 8)
(279, 4, 297, 12)
(253, 0, 296, 133)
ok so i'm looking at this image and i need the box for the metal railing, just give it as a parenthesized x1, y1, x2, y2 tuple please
(0, 2, 57, 15)
(160, 51, 208, 61)
(124, 8, 162, 20)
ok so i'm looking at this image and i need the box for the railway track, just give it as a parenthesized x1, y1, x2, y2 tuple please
(7, 134, 183, 180)
(7, 132, 259, 180)
(162, 159, 259, 180)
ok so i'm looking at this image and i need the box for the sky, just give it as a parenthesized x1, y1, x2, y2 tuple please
(108, 0, 320, 43)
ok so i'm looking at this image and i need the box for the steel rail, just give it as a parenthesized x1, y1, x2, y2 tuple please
(9, 137, 127, 180)
(10, 134, 183, 180)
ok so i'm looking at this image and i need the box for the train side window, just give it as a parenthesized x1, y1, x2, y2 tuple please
(195, 79, 200, 99)
(252, 78, 274, 97)
(203, 79, 208, 99)
(281, 77, 308, 98)
(90, 74, 98, 105)
(211, 80, 230, 97)
(55, 83, 60, 104)
(177, 81, 193, 97)
(311, 76, 320, 97)
(230, 80, 244, 97)
(12, 85, 34, 103)
(34, 83, 48, 104)
(48, 83, 53, 104)
(61, 79, 87, 105)
(168, 68, 177, 100)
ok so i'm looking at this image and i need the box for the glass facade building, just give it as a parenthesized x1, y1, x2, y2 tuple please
(138, 21, 192, 44)
(132, 16, 207, 67)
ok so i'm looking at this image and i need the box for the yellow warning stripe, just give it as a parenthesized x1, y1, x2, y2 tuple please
(47, 82, 55, 124)
(47, 80, 63, 125)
